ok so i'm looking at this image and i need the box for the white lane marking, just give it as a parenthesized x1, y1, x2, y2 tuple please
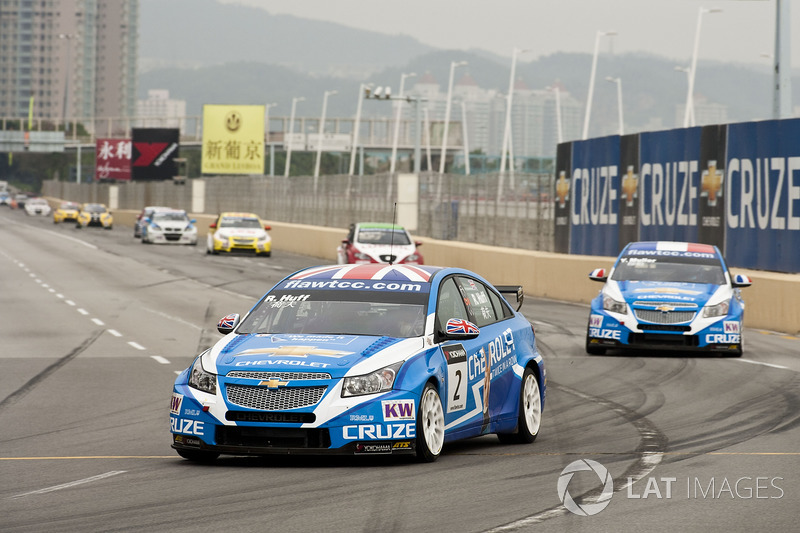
(77, 308, 89, 315)
(11, 471, 126, 499)
(48, 288, 56, 293)
(107, 329, 122, 337)
(143, 307, 203, 331)
(128, 341, 146, 351)
(56, 293, 65, 299)
(174, 371, 182, 375)
(29, 273, 35, 278)
(151, 355, 171, 365)
(66, 300, 76, 306)
(91, 318, 105, 326)
(737, 358, 790, 370)
(42, 283, 49, 288)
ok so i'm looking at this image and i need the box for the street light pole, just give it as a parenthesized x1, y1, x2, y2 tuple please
(264, 102, 277, 176)
(461, 101, 470, 175)
(390, 72, 416, 174)
(348, 83, 372, 176)
(582, 30, 617, 140)
(314, 90, 337, 180)
(439, 60, 467, 174)
(550, 85, 563, 144)
(500, 47, 528, 175)
(284, 96, 304, 177)
(58, 33, 73, 131)
(685, 7, 722, 128)
(674, 66, 695, 125)
(605, 77, 624, 135)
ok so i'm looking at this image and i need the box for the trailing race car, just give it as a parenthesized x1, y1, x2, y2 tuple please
(586, 241, 752, 356)
(337, 222, 423, 265)
(76, 203, 113, 229)
(141, 209, 198, 245)
(170, 264, 545, 463)
(207, 212, 271, 256)
(53, 201, 81, 223)
(134, 206, 171, 238)
(24, 197, 51, 216)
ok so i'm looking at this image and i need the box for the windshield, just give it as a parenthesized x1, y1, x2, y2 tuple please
(153, 212, 188, 222)
(611, 255, 725, 284)
(85, 204, 107, 213)
(61, 202, 79, 209)
(238, 290, 427, 338)
(220, 217, 262, 229)
(357, 228, 411, 245)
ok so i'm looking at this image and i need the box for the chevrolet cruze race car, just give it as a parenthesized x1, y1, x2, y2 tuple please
(337, 222, 423, 265)
(141, 209, 198, 245)
(24, 197, 51, 216)
(207, 212, 271, 256)
(171, 264, 545, 462)
(53, 201, 80, 223)
(76, 203, 113, 229)
(586, 241, 752, 356)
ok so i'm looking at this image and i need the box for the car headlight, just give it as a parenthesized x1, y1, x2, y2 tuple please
(257, 234, 270, 242)
(602, 295, 628, 314)
(188, 357, 217, 394)
(353, 251, 370, 261)
(342, 362, 403, 397)
(150, 223, 162, 231)
(703, 299, 730, 318)
(405, 253, 420, 263)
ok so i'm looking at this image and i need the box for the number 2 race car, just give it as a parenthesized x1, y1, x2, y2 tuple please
(171, 264, 545, 463)
(586, 241, 752, 356)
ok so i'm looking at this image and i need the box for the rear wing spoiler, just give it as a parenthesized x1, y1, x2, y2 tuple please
(495, 285, 524, 311)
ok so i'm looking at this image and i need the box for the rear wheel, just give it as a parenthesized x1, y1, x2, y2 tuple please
(416, 383, 444, 462)
(498, 366, 541, 444)
(176, 448, 219, 464)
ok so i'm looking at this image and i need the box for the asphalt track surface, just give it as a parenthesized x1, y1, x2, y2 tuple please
(1, 208, 799, 533)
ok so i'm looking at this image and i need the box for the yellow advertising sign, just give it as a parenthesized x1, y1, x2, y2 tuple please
(202, 104, 265, 174)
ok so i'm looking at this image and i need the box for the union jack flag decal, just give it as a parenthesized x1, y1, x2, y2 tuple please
(218, 313, 238, 330)
(446, 318, 479, 335)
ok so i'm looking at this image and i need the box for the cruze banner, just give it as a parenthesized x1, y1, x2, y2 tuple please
(202, 104, 265, 175)
(555, 117, 800, 273)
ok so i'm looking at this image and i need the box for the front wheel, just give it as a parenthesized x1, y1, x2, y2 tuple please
(498, 367, 542, 444)
(416, 383, 444, 462)
(175, 448, 219, 464)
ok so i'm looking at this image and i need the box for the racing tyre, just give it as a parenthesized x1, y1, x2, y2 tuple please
(176, 448, 219, 464)
(416, 382, 444, 462)
(498, 366, 542, 444)
(586, 336, 606, 355)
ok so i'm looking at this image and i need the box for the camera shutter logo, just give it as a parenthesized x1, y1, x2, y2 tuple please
(557, 459, 614, 516)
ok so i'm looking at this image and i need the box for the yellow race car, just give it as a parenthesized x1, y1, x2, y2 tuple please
(206, 212, 271, 256)
(53, 201, 81, 224)
(76, 203, 113, 230)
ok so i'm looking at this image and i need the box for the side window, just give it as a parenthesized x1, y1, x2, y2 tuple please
(456, 276, 501, 327)
(435, 277, 469, 333)
(488, 288, 513, 319)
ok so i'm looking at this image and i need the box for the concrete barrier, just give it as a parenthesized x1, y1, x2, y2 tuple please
(47, 201, 800, 335)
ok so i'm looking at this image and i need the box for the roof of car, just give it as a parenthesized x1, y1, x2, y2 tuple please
(357, 222, 406, 230)
(220, 212, 261, 219)
(624, 241, 719, 255)
(287, 264, 443, 283)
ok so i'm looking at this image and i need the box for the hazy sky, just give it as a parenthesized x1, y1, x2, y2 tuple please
(221, 0, 797, 68)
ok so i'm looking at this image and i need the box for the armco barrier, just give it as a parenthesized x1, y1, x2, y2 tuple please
(51, 201, 800, 335)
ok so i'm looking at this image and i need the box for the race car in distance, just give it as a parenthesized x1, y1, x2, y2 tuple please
(24, 197, 51, 216)
(170, 264, 545, 463)
(586, 241, 752, 356)
(207, 212, 271, 256)
(76, 203, 113, 230)
(134, 206, 171, 238)
(53, 201, 81, 223)
(337, 222, 423, 265)
(141, 209, 198, 245)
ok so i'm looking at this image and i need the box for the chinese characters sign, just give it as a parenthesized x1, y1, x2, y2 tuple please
(202, 105, 265, 175)
(95, 138, 132, 181)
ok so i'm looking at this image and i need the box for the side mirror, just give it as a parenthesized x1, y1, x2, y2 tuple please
(190, 219, 197, 223)
(264, 225, 271, 231)
(209, 222, 217, 229)
(731, 274, 752, 288)
(217, 313, 240, 334)
(441, 318, 480, 340)
(415, 241, 423, 247)
(342, 239, 350, 244)
(589, 268, 608, 282)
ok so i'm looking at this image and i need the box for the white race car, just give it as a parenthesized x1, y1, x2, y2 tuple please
(337, 222, 423, 265)
(141, 209, 198, 245)
(24, 197, 51, 216)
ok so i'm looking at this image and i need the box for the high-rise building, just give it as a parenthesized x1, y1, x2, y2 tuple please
(0, 0, 138, 132)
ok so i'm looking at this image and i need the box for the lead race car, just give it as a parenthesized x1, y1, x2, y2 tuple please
(171, 264, 545, 462)
(586, 241, 752, 356)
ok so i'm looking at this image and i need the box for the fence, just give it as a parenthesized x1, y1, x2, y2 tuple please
(43, 172, 555, 252)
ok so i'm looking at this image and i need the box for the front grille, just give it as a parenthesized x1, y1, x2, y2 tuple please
(232, 237, 255, 245)
(226, 370, 331, 380)
(637, 324, 691, 332)
(216, 426, 330, 448)
(634, 309, 696, 324)
(379, 254, 397, 263)
(164, 233, 182, 241)
(629, 333, 699, 347)
(226, 384, 326, 410)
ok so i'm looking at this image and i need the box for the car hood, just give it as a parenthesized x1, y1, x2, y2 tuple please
(205, 333, 423, 379)
(216, 228, 268, 239)
(355, 243, 416, 262)
(613, 280, 726, 307)
(153, 221, 193, 232)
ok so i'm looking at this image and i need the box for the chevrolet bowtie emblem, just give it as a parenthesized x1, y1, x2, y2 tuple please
(259, 378, 289, 389)
(655, 305, 674, 312)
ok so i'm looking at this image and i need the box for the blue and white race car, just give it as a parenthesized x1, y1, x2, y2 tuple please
(586, 241, 752, 356)
(171, 264, 545, 462)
